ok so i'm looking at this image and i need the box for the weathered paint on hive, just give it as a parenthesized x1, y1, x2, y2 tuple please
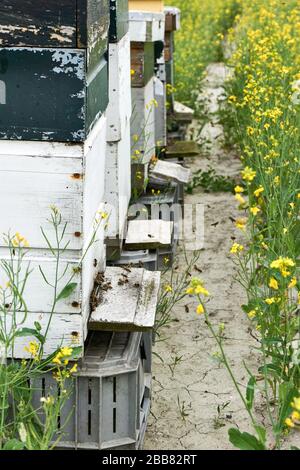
(109, 0, 129, 42)
(0, 48, 108, 142)
(0, 114, 107, 250)
(0, 0, 110, 68)
(78, 0, 110, 70)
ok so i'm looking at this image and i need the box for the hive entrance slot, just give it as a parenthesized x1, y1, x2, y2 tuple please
(113, 408, 117, 434)
(42, 378, 45, 397)
(113, 376, 117, 403)
(88, 379, 93, 435)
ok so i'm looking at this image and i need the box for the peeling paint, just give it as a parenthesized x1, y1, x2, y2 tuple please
(51, 50, 84, 80)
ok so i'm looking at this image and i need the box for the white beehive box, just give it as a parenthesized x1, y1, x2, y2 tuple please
(129, 11, 165, 42)
(154, 77, 167, 147)
(0, 115, 108, 358)
(131, 77, 156, 164)
(105, 33, 132, 248)
(0, 116, 107, 250)
(106, 33, 132, 142)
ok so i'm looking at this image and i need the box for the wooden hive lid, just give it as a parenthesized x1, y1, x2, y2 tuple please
(150, 160, 191, 184)
(89, 266, 161, 331)
(125, 219, 173, 250)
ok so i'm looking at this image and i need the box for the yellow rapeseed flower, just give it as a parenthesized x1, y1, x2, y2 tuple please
(254, 186, 264, 197)
(196, 304, 205, 315)
(270, 257, 295, 277)
(24, 341, 39, 357)
(292, 397, 300, 411)
(288, 277, 297, 289)
(285, 418, 295, 428)
(248, 310, 256, 319)
(241, 166, 256, 182)
(250, 206, 260, 216)
(61, 346, 73, 357)
(194, 285, 210, 296)
(70, 364, 78, 374)
(235, 193, 246, 205)
(235, 218, 247, 230)
(164, 284, 173, 293)
(269, 278, 279, 290)
(234, 185, 244, 193)
(230, 243, 244, 254)
(265, 297, 276, 305)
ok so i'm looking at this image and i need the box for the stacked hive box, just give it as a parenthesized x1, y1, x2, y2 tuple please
(129, 8, 165, 190)
(0, 0, 110, 358)
(32, 330, 153, 449)
(0, 0, 189, 450)
(164, 6, 180, 115)
(129, 0, 167, 149)
(104, 0, 132, 259)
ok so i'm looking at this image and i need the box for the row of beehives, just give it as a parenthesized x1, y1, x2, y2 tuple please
(0, 0, 186, 359)
(0, 0, 193, 450)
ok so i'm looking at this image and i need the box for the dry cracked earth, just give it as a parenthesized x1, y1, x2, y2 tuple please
(144, 63, 258, 450)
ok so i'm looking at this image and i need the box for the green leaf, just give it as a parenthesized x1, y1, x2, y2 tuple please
(254, 425, 267, 446)
(258, 363, 284, 381)
(246, 376, 256, 410)
(56, 283, 77, 302)
(3, 439, 25, 450)
(228, 428, 266, 450)
(69, 346, 82, 360)
(275, 384, 298, 433)
(34, 321, 42, 332)
(14, 328, 45, 345)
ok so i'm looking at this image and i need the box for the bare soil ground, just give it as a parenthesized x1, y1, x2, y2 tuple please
(144, 63, 258, 450)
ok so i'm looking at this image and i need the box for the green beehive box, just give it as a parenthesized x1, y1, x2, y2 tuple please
(109, 0, 129, 42)
(0, 0, 109, 70)
(0, 48, 108, 142)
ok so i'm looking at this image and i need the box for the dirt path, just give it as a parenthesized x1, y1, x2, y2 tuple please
(144, 64, 258, 450)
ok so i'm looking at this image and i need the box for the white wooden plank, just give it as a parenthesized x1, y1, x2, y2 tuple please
(174, 101, 195, 121)
(5, 312, 83, 359)
(83, 116, 107, 240)
(104, 119, 131, 242)
(106, 33, 132, 142)
(134, 270, 160, 328)
(89, 266, 161, 330)
(150, 160, 191, 184)
(0, 227, 105, 319)
(154, 77, 167, 146)
(0, 115, 107, 251)
(129, 11, 165, 42)
(131, 78, 156, 164)
(125, 219, 173, 249)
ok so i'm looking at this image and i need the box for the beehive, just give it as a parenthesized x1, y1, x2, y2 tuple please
(0, 115, 108, 358)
